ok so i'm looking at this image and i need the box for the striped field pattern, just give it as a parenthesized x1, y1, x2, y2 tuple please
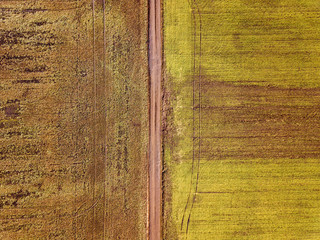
(163, 0, 320, 239)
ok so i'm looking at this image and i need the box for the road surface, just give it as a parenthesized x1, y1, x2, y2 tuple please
(149, 0, 162, 239)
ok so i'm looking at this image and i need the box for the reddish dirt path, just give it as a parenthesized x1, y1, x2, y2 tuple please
(149, 0, 162, 239)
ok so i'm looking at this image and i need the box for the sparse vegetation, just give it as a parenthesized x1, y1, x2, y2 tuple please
(0, 0, 148, 239)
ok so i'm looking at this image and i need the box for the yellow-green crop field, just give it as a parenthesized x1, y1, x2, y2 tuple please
(163, 0, 320, 239)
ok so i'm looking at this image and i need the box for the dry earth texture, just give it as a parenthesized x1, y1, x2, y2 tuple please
(163, 0, 320, 239)
(0, 0, 148, 239)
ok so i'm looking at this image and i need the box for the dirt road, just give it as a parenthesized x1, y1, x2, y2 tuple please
(149, 0, 162, 239)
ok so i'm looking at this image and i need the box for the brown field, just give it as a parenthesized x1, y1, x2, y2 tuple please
(0, 0, 148, 239)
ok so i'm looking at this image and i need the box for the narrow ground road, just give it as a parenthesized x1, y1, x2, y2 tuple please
(149, 0, 162, 239)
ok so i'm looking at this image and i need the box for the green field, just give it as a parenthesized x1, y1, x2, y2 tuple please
(163, 0, 320, 239)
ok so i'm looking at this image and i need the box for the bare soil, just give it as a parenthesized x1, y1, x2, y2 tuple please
(148, 0, 162, 239)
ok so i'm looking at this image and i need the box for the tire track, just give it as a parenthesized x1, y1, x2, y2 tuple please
(91, 0, 97, 239)
(180, 0, 196, 232)
(180, 0, 202, 237)
(186, 1, 202, 235)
